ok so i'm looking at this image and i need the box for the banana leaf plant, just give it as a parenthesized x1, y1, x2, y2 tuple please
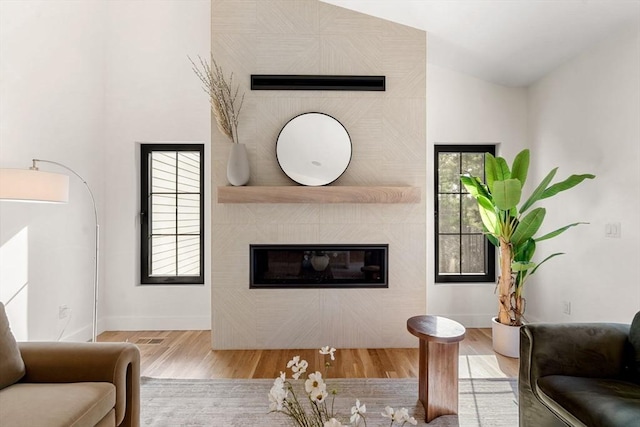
(460, 149, 595, 326)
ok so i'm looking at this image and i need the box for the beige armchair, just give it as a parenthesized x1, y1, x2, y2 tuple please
(0, 303, 140, 426)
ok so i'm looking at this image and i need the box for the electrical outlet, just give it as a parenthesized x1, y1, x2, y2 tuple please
(58, 305, 70, 319)
(562, 301, 571, 315)
(605, 222, 621, 238)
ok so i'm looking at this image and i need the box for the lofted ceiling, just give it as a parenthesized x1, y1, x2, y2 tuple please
(321, 0, 640, 87)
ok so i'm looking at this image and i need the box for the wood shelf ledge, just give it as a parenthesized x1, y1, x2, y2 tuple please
(217, 186, 421, 204)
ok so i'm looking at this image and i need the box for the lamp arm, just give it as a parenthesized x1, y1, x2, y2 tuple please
(32, 159, 100, 343)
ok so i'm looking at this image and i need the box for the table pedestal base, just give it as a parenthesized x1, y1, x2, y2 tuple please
(418, 340, 460, 422)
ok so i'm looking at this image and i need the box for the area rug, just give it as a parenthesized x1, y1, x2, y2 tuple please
(141, 377, 517, 426)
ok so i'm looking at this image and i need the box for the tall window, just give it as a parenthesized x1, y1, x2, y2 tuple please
(141, 144, 204, 284)
(435, 145, 496, 283)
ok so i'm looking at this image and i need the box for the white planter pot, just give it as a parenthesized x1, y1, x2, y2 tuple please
(491, 317, 520, 358)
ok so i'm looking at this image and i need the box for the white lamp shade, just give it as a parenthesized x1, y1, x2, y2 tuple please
(0, 168, 69, 203)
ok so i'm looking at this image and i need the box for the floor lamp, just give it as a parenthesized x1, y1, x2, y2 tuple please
(0, 159, 100, 343)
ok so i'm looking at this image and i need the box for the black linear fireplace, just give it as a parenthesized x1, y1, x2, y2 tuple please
(250, 244, 388, 288)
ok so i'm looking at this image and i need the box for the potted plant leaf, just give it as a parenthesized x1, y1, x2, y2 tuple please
(461, 149, 595, 357)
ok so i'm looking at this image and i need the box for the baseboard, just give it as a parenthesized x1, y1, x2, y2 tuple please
(429, 314, 494, 328)
(104, 315, 211, 331)
(59, 325, 93, 342)
(62, 314, 489, 340)
(523, 315, 542, 324)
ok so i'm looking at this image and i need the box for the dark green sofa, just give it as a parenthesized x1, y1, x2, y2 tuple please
(519, 312, 640, 427)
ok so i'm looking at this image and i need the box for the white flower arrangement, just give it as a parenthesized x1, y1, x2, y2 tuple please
(269, 346, 418, 427)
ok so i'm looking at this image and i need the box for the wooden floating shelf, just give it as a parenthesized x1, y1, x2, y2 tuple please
(217, 186, 421, 204)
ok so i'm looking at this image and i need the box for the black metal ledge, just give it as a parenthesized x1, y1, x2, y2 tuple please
(250, 75, 385, 91)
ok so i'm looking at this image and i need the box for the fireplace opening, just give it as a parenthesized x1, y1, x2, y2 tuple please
(250, 244, 388, 288)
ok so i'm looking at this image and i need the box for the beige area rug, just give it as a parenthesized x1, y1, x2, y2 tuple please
(141, 377, 518, 426)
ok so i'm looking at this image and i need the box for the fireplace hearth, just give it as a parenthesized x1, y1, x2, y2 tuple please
(250, 244, 388, 288)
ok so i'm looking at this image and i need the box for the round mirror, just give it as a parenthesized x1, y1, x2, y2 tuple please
(276, 112, 352, 186)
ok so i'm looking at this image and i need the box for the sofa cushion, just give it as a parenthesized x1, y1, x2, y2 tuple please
(537, 375, 640, 427)
(630, 311, 640, 382)
(0, 382, 116, 427)
(0, 302, 25, 389)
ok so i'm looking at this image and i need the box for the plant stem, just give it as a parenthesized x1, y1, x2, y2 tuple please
(498, 239, 513, 324)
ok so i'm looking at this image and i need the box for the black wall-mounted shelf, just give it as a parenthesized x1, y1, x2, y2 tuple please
(251, 75, 385, 91)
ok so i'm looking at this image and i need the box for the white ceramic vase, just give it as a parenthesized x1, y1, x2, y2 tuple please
(310, 253, 330, 271)
(491, 317, 520, 358)
(227, 143, 250, 186)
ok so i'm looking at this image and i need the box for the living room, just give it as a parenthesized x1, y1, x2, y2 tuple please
(0, 0, 639, 426)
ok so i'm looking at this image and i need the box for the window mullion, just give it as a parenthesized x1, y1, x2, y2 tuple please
(175, 153, 179, 276)
(458, 152, 463, 274)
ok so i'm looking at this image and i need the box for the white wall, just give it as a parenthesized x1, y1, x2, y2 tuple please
(0, 1, 106, 340)
(426, 63, 528, 327)
(526, 28, 640, 324)
(0, 0, 211, 340)
(102, 0, 211, 331)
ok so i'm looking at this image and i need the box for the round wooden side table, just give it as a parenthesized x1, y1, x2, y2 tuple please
(407, 315, 466, 422)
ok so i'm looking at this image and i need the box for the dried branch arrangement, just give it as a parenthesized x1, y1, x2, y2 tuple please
(190, 54, 245, 144)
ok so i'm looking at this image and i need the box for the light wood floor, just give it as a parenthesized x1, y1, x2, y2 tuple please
(98, 328, 518, 380)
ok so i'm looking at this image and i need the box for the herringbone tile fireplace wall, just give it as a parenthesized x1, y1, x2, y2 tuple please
(211, 0, 426, 349)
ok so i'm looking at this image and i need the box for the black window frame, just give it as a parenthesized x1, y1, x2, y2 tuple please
(140, 143, 205, 285)
(434, 144, 496, 283)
